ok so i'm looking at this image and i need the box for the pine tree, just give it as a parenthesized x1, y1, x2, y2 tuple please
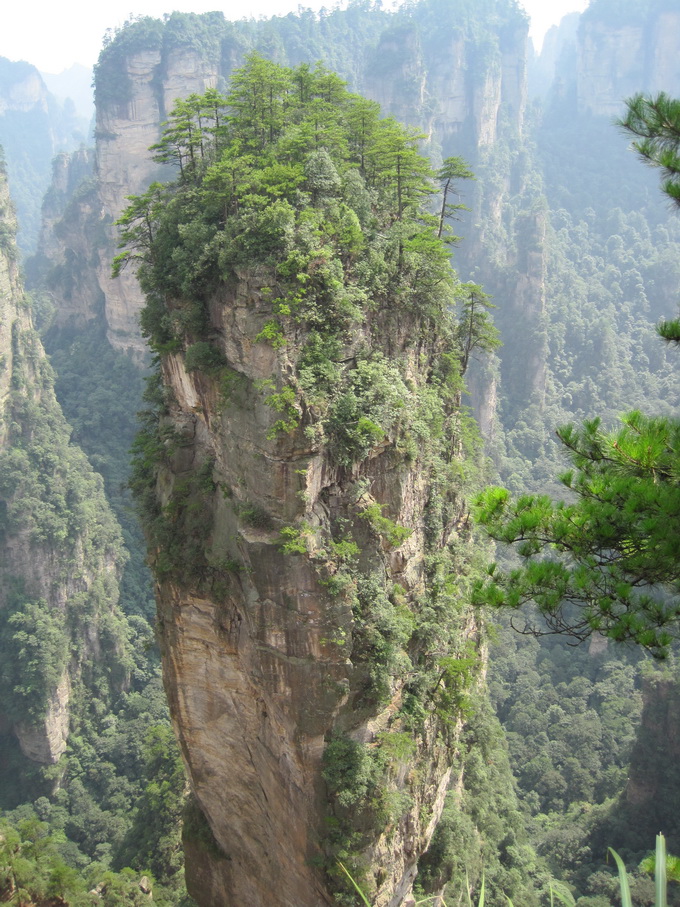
(474, 94, 680, 657)
(455, 283, 500, 376)
(437, 155, 475, 241)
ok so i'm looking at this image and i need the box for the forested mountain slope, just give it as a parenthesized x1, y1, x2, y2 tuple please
(0, 155, 128, 780)
(0, 158, 195, 906)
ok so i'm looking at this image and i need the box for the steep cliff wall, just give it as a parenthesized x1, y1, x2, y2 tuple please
(95, 43, 219, 355)
(617, 670, 680, 850)
(364, 13, 526, 152)
(577, 3, 680, 116)
(129, 71, 484, 905)
(29, 149, 104, 334)
(0, 161, 130, 771)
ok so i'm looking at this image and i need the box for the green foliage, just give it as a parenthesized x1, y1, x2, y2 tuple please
(279, 523, 310, 554)
(437, 156, 475, 242)
(0, 320, 135, 728)
(417, 696, 548, 907)
(475, 412, 680, 656)
(113, 724, 186, 885)
(323, 735, 381, 810)
(46, 325, 153, 619)
(454, 283, 501, 377)
(618, 92, 680, 212)
(117, 56, 468, 358)
(111, 183, 166, 278)
(337, 861, 372, 907)
(182, 795, 227, 862)
(0, 598, 68, 722)
(609, 834, 678, 907)
(358, 502, 413, 548)
(255, 320, 286, 349)
(238, 500, 273, 529)
(0, 665, 193, 904)
(262, 383, 300, 438)
(184, 341, 226, 374)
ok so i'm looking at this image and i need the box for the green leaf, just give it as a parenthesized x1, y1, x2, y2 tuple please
(337, 862, 372, 906)
(609, 847, 633, 907)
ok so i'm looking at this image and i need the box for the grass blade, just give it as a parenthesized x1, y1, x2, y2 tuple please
(337, 862, 372, 907)
(550, 882, 576, 906)
(657, 833, 667, 907)
(608, 847, 633, 907)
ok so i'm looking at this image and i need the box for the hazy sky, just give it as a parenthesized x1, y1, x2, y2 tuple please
(3, 0, 589, 74)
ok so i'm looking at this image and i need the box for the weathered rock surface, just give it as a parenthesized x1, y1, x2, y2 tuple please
(95, 48, 218, 356)
(148, 262, 479, 905)
(15, 672, 70, 764)
(620, 673, 680, 847)
(0, 57, 88, 253)
(578, 7, 680, 116)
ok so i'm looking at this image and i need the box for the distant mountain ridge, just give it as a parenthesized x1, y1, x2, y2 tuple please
(0, 57, 89, 252)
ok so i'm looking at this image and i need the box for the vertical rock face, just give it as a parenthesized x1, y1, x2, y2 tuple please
(648, 11, 680, 95)
(130, 71, 483, 904)
(577, 6, 680, 116)
(31, 148, 103, 334)
(95, 49, 164, 357)
(0, 162, 130, 766)
(151, 279, 477, 906)
(0, 65, 48, 115)
(623, 673, 680, 848)
(577, 21, 646, 117)
(15, 673, 71, 764)
(510, 208, 548, 406)
(0, 57, 87, 253)
(94, 48, 220, 355)
(364, 15, 526, 151)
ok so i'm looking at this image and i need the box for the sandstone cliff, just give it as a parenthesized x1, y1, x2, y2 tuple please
(129, 71, 483, 905)
(0, 161, 130, 768)
(578, 4, 680, 116)
(152, 304, 477, 905)
(364, 12, 526, 151)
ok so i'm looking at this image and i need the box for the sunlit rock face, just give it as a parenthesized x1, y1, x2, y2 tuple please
(144, 242, 481, 903)
(94, 48, 219, 357)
